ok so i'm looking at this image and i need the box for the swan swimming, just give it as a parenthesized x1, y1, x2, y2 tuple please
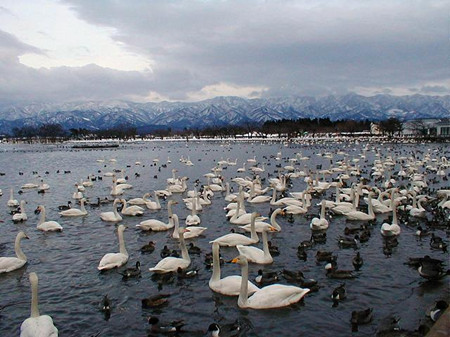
(232, 255, 310, 309)
(98, 225, 128, 270)
(0, 231, 29, 273)
(20, 272, 58, 337)
(36, 206, 63, 232)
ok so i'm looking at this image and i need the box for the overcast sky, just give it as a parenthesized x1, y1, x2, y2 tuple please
(0, 0, 448, 104)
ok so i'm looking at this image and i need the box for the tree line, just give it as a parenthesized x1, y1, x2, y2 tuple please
(8, 117, 404, 141)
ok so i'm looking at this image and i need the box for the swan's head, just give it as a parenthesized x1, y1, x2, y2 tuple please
(178, 227, 190, 236)
(18, 231, 29, 240)
(231, 255, 248, 266)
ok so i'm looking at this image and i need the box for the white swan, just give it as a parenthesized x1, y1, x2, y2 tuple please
(149, 228, 191, 273)
(208, 242, 259, 296)
(144, 192, 162, 210)
(247, 183, 271, 204)
(344, 193, 375, 221)
(98, 224, 128, 270)
(127, 193, 150, 205)
(236, 229, 274, 264)
(380, 197, 401, 237)
(20, 272, 58, 337)
(12, 200, 28, 223)
(232, 255, 310, 309)
(7, 188, 19, 207)
(240, 208, 284, 233)
(210, 212, 259, 247)
(172, 214, 206, 239)
(110, 178, 124, 196)
(36, 206, 63, 232)
(0, 231, 29, 273)
(59, 198, 87, 217)
(310, 201, 329, 231)
(185, 201, 201, 226)
(136, 200, 176, 231)
(120, 198, 144, 216)
(100, 199, 123, 222)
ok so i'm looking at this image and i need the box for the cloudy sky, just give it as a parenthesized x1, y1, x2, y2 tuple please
(0, 0, 448, 104)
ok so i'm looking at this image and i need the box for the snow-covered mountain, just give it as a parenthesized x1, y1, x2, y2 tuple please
(0, 94, 448, 134)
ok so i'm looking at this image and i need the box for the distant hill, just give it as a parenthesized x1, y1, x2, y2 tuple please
(0, 94, 448, 134)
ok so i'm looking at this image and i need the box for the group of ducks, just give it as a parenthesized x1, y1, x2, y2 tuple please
(1, 143, 449, 336)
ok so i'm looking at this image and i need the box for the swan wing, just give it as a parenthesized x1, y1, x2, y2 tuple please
(20, 315, 58, 337)
(210, 234, 256, 247)
(0, 257, 26, 273)
(37, 221, 63, 232)
(149, 257, 190, 273)
(236, 245, 266, 263)
(98, 253, 128, 270)
(209, 275, 259, 296)
(136, 219, 171, 231)
(247, 285, 310, 309)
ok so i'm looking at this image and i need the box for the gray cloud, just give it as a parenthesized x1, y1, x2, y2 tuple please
(2, 0, 450, 103)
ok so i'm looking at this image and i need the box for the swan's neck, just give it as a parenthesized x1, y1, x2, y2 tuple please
(15, 235, 27, 261)
(155, 194, 161, 207)
(113, 201, 120, 217)
(335, 185, 340, 203)
(168, 202, 174, 217)
(80, 199, 86, 212)
(9, 188, 14, 200)
(118, 229, 128, 256)
(172, 216, 179, 238)
(367, 194, 374, 217)
(179, 233, 190, 263)
(250, 215, 259, 242)
(38, 207, 46, 226)
(391, 197, 398, 225)
(262, 231, 271, 258)
(270, 210, 281, 231)
(30, 276, 40, 318)
(271, 188, 277, 203)
(211, 244, 221, 281)
(238, 260, 249, 308)
(320, 201, 326, 219)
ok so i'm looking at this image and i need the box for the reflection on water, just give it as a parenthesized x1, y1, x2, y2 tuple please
(0, 140, 448, 336)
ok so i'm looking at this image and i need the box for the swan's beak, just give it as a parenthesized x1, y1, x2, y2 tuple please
(231, 257, 239, 263)
(24, 234, 30, 239)
(269, 226, 277, 232)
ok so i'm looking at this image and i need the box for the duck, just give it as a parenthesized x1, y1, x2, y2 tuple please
(120, 198, 144, 216)
(210, 212, 259, 247)
(57, 201, 72, 211)
(352, 252, 364, 271)
(149, 228, 191, 273)
(140, 241, 156, 253)
(147, 316, 185, 335)
(418, 256, 450, 280)
(316, 250, 335, 263)
(141, 294, 171, 308)
(20, 272, 58, 337)
(119, 261, 141, 279)
(208, 242, 259, 296)
(430, 233, 448, 252)
(0, 231, 29, 273)
(98, 225, 128, 271)
(12, 200, 28, 223)
(231, 255, 310, 309)
(351, 307, 373, 332)
(160, 245, 171, 258)
(7, 188, 19, 207)
(331, 283, 346, 307)
(36, 206, 63, 232)
(99, 198, 123, 222)
(187, 242, 201, 255)
(176, 267, 198, 279)
(136, 200, 177, 231)
(326, 263, 356, 279)
(429, 300, 448, 322)
(59, 198, 87, 217)
(172, 214, 207, 239)
(100, 295, 111, 319)
(268, 241, 280, 256)
(254, 269, 279, 286)
(236, 229, 275, 264)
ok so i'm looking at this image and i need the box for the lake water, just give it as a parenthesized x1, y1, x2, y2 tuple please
(0, 139, 448, 336)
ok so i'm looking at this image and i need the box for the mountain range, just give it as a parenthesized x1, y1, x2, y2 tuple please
(0, 93, 448, 134)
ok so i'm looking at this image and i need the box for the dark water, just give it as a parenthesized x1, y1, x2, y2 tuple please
(0, 139, 448, 336)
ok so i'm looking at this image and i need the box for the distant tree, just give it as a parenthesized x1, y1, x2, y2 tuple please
(379, 118, 403, 137)
(409, 120, 428, 137)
